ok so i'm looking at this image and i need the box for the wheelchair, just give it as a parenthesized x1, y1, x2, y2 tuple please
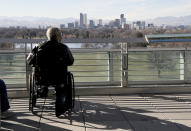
(28, 66, 75, 117)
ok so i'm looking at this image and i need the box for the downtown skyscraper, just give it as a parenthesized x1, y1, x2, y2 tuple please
(120, 14, 126, 26)
(80, 13, 87, 28)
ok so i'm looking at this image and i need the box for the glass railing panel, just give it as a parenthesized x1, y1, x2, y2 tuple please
(128, 50, 184, 81)
(69, 51, 110, 82)
(0, 52, 26, 84)
(112, 51, 122, 82)
(68, 50, 121, 83)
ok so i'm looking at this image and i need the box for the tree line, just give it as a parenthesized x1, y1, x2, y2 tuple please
(0, 27, 191, 48)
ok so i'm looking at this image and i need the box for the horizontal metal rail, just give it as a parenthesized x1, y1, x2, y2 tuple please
(0, 38, 146, 43)
(128, 69, 183, 71)
(128, 74, 184, 76)
(71, 70, 121, 72)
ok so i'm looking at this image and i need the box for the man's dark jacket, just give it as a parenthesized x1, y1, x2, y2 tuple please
(28, 40, 74, 85)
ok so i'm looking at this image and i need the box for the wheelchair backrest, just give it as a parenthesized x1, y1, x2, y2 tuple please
(33, 41, 68, 85)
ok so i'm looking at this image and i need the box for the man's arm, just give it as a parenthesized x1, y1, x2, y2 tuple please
(27, 53, 34, 65)
(26, 45, 38, 66)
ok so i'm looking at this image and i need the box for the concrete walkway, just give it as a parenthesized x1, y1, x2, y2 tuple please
(1, 94, 191, 131)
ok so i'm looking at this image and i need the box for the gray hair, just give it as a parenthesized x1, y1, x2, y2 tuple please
(46, 27, 62, 41)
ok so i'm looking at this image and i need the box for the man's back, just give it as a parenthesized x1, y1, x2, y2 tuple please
(34, 40, 74, 85)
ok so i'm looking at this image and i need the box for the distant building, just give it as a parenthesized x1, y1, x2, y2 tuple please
(114, 19, 121, 28)
(80, 13, 87, 28)
(148, 23, 154, 28)
(84, 13, 87, 27)
(141, 21, 145, 29)
(124, 24, 130, 30)
(68, 23, 74, 28)
(80, 13, 84, 27)
(104, 24, 110, 28)
(133, 21, 145, 30)
(108, 20, 115, 28)
(160, 24, 167, 29)
(9, 26, 16, 29)
(177, 25, 185, 30)
(136, 21, 141, 29)
(60, 24, 65, 29)
(75, 21, 79, 28)
(120, 14, 126, 28)
(16, 26, 21, 29)
(98, 19, 103, 26)
(89, 20, 95, 28)
(120, 14, 124, 19)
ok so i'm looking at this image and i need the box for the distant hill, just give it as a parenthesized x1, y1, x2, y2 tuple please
(0, 15, 191, 28)
(148, 15, 191, 26)
(0, 16, 77, 28)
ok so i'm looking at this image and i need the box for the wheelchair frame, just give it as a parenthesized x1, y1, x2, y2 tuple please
(28, 70, 75, 115)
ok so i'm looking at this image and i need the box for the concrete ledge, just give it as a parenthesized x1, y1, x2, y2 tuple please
(7, 85, 191, 98)
(76, 86, 191, 95)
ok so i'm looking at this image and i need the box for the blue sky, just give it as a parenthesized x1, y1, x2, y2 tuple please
(0, 0, 191, 20)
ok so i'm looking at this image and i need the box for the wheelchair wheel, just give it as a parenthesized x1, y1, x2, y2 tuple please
(29, 73, 37, 113)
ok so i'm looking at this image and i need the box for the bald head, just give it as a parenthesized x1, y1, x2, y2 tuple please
(46, 27, 62, 42)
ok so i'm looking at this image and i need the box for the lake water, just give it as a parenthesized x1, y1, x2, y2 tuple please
(15, 43, 82, 49)
(66, 43, 82, 48)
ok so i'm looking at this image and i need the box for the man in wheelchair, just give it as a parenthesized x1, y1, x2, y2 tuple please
(27, 27, 74, 117)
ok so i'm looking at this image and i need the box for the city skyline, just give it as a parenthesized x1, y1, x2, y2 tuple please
(0, 0, 191, 20)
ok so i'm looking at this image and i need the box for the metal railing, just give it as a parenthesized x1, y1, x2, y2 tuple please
(1, 38, 191, 91)
(128, 48, 191, 85)
(0, 41, 122, 89)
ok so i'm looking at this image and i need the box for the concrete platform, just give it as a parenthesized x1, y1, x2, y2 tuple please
(1, 94, 191, 131)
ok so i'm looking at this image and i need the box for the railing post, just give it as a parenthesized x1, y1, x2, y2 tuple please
(184, 48, 188, 83)
(180, 51, 184, 80)
(25, 42, 30, 91)
(121, 42, 128, 87)
(109, 51, 114, 83)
